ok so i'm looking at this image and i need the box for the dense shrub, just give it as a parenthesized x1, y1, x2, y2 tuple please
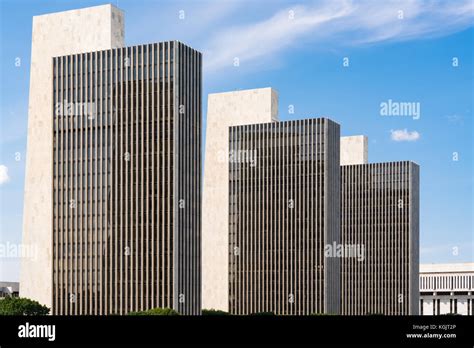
(128, 307, 179, 315)
(0, 297, 50, 315)
(202, 309, 230, 315)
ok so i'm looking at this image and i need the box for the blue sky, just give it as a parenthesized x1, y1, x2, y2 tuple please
(0, 0, 473, 282)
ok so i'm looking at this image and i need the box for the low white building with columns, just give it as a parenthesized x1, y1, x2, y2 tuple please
(419, 263, 474, 315)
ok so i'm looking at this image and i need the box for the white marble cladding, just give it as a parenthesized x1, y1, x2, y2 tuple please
(340, 135, 368, 165)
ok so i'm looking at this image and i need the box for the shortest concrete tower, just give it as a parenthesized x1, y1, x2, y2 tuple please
(340, 133, 419, 315)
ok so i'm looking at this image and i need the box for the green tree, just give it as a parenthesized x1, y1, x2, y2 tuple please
(202, 308, 230, 316)
(0, 297, 50, 315)
(128, 307, 179, 315)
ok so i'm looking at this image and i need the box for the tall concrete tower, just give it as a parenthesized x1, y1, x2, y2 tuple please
(21, 4, 125, 311)
(202, 88, 278, 311)
(21, 6, 202, 315)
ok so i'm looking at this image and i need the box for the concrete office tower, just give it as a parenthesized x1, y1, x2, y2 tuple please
(420, 263, 474, 315)
(50, 42, 201, 315)
(21, 5, 124, 311)
(22, 6, 202, 315)
(229, 118, 341, 315)
(340, 138, 419, 315)
(202, 88, 278, 311)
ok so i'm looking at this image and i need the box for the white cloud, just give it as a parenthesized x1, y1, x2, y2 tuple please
(390, 129, 420, 142)
(202, 0, 474, 72)
(126, 0, 245, 48)
(204, 1, 353, 71)
(0, 165, 10, 185)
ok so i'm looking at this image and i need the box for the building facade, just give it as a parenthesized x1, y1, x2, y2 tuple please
(228, 118, 341, 315)
(51, 41, 201, 315)
(420, 263, 474, 315)
(202, 88, 278, 311)
(23, 6, 202, 315)
(341, 160, 420, 315)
